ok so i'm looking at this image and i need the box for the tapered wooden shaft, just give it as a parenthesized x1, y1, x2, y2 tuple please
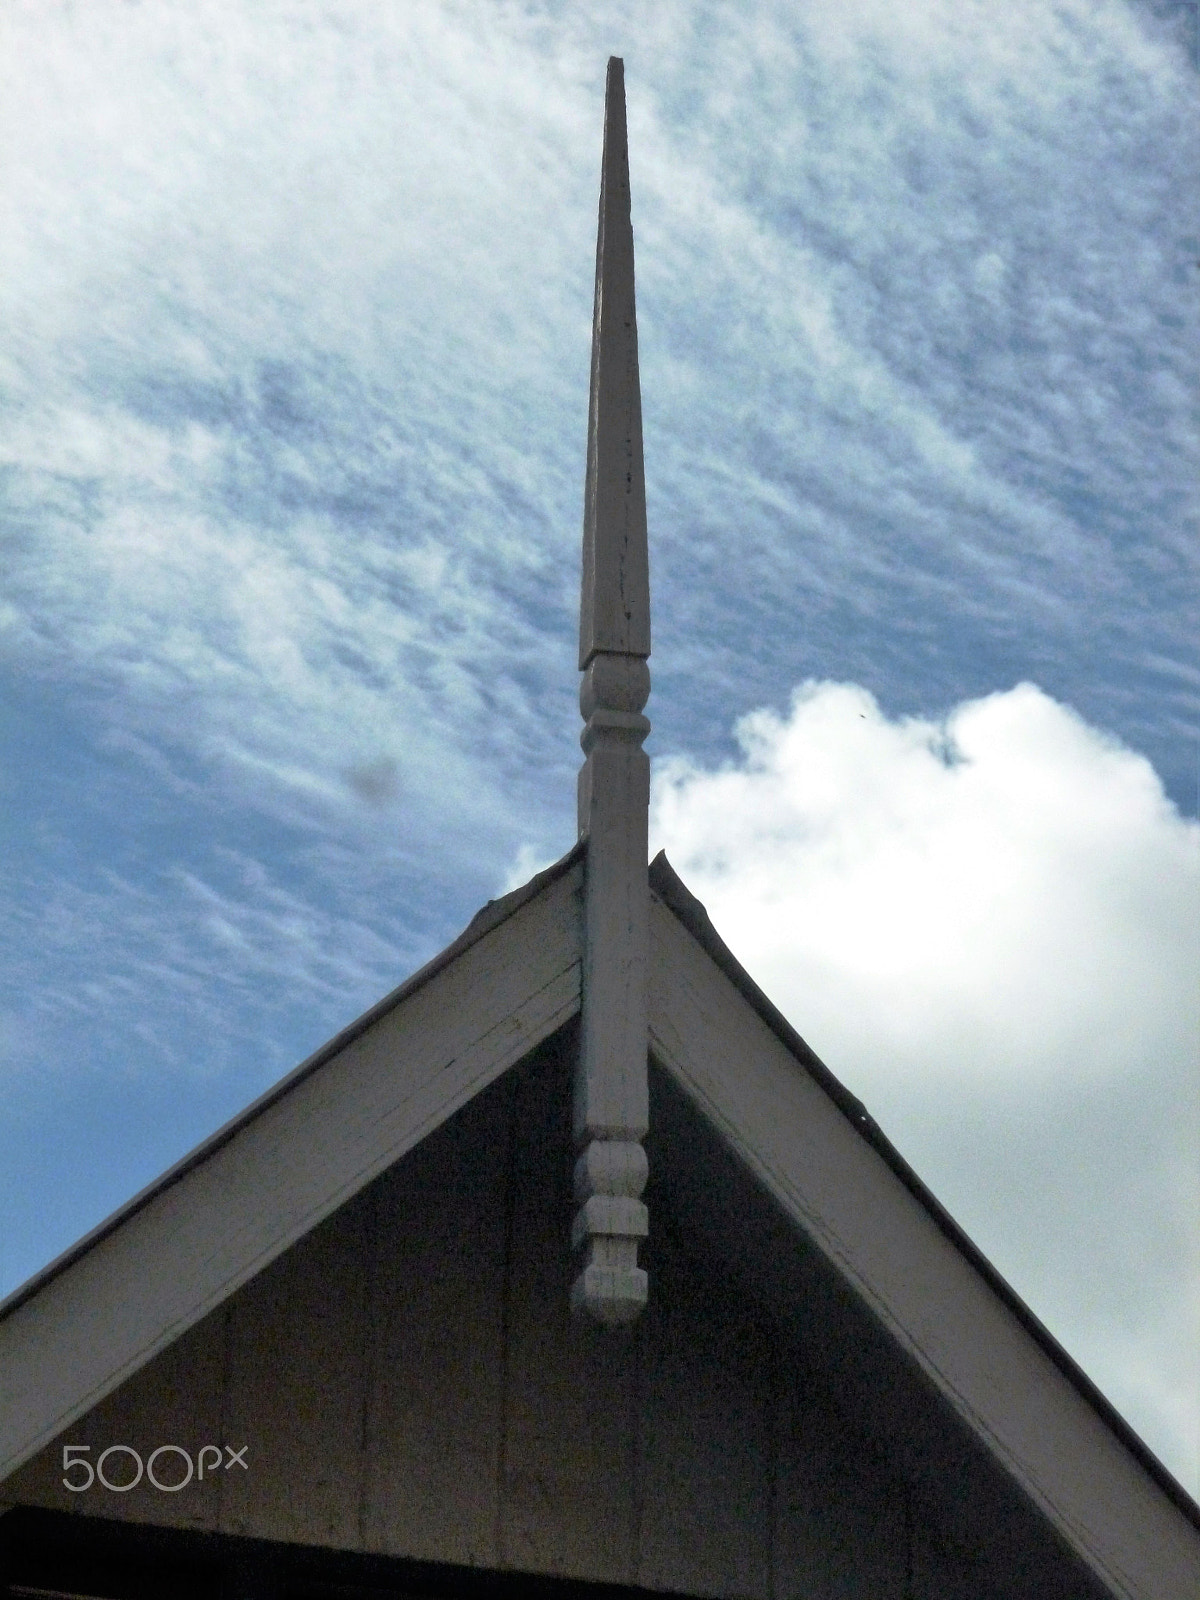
(572, 57, 651, 1325)
(579, 59, 651, 671)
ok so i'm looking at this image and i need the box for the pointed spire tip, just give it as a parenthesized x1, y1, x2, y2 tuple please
(579, 56, 650, 671)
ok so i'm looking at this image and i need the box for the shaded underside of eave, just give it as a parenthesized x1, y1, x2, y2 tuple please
(0, 1506, 763, 1600)
(649, 849, 1200, 1536)
(0, 841, 586, 1327)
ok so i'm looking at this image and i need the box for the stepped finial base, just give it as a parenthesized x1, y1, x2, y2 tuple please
(571, 1254, 648, 1325)
(570, 1136, 648, 1323)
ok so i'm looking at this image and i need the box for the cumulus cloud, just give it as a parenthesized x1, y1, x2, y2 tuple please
(653, 680, 1197, 1087)
(652, 679, 1200, 1491)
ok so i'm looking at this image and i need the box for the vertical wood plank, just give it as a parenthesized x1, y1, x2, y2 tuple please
(773, 1370, 906, 1600)
(636, 1215, 773, 1599)
(360, 1076, 509, 1566)
(219, 1195, 369, 1548)
(910, 1519, 983, 1600)
(500, 1034, 639, 1581)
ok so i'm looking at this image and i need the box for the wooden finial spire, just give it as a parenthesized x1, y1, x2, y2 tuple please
(579, 56, 651, 671)
(571, 57, 651, 1325)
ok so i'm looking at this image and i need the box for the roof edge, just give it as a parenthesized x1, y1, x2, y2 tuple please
(0, 841, 586, 1326)
(648, 848, 1200, 1533)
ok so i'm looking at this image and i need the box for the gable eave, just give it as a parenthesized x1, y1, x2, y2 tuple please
(0, 843, 585, 1482)
(649, 848, 1198, 1532)
(647, 850, 1200, 1598)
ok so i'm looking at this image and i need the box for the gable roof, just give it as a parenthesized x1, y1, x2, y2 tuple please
(3, 843, 1198, 1600)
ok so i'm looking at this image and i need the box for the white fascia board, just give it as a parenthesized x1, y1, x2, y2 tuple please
(647, 886, 1200, 1600)
(0, 855, 584, 1482)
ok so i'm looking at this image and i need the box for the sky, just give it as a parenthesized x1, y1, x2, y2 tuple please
(2, 0, 1197, 1497)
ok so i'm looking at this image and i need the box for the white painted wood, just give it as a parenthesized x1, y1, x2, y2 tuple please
(0, 1305, 226, 1531)
(647, 889, 1200, 1600)
(360, 1079, 509, 1567)
(772, 1375, 907, 1600)
(2, 1011, 1133, 1597)
(219, 1197, 370, 1547)
(572, 57, 652, 1324)
(575, 669, 650, 1147)
(577, 56, 650, 669)
(0, 860, 583, 1482)
(635, 1214, 773, 1598)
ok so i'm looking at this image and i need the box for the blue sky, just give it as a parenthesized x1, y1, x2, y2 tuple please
(2, 1, 1198, 1493)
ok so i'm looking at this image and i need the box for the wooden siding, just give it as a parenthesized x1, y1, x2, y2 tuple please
(4, 1029, 1111, 1600)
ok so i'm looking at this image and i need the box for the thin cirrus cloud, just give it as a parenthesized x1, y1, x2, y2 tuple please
(2, 0, 1195, 827)
(0, 0, 1196, 1498)
(650, 679, 1200, 1495)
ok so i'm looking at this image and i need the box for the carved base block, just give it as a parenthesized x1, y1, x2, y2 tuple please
(570, 1238, 648, 1325)
(571, 1144, 649, 1324)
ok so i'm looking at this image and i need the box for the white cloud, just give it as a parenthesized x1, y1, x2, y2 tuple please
(500, 841, 561, 895)
(653, 680, 1197, 1087)
(652, 679, 1200, 1491)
